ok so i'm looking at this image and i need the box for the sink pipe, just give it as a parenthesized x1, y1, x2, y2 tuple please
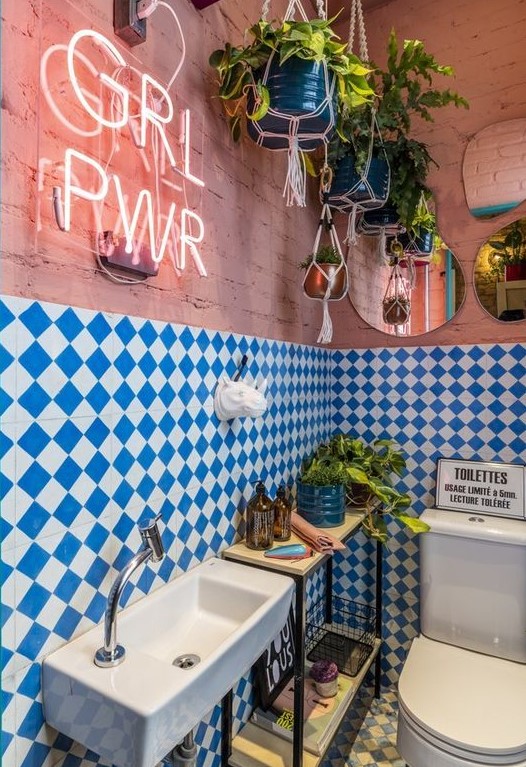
(94, 513, 165, 668)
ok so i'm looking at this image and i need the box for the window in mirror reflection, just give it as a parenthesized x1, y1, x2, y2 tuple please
(474, 217, 526, 322)
(347, 234, 466, 336)
(463, 119, 526, 219)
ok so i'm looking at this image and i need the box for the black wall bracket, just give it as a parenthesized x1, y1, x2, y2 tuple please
(114, 0, 147, 46)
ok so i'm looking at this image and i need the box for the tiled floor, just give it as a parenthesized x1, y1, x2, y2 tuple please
(322, 686, 405, 767)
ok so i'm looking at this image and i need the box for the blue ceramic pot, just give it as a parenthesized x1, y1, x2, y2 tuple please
(297, 482, 345, 527)
(399, 226, 434, 255)
(247, 57, 336, 151)
(328, 154, 390, 208)
(362, 205, 400, 228)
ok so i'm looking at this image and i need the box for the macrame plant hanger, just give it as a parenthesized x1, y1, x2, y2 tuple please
(334, 0, 390, 244)
(253, 0, 336, 207)
(382, 239, 412, 332)
(303, 169, 349, 344)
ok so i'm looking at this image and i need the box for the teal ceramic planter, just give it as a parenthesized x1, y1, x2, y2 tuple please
(399, 226, 434, 255)
(328, 154, 390, 210)
(296, 482, 345, 527)
(246, 57, 336, 151)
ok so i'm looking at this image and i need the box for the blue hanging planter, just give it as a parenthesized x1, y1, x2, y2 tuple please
(399, 225, 435, 255)
(362, 205, 400, 228)
(328, 154, 390, 211)
(246, 57, 336, 151)
(296, 482, 345, 527)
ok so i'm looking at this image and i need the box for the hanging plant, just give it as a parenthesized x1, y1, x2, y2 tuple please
(299, 245, 347, 300)
(209, 6, 374, 205)
(382, 250, 412, 326)
(328, 29, 469, 230)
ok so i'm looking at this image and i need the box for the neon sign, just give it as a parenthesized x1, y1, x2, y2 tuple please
(40, 26, 206, 277)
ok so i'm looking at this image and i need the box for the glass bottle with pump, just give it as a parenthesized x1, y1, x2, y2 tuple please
(245, 481, 274, 550)
(272, 485, 292, 541)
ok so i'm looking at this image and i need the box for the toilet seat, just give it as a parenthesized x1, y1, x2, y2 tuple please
(398, 636, 526, 764)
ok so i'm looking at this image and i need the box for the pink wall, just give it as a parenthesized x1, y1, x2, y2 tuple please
(330, 0, 526, 347)
(2, 0, 526, 348)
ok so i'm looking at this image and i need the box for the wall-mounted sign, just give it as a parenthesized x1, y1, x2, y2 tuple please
(436, 458, 525, 519)
(38, 6, 206, 278)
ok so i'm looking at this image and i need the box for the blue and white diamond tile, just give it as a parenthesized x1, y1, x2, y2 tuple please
(0, 296, 19, 424)
(15, 416, 113, 547)
(112, 314, 178, 414)
(14, 522, 113, 665)
(16, 302, 114, 423)
(174, 325, 227, 411)
(111, 408, 178, 514)
(1, 422, 17, 552)
(485, 343, 526, 401)
(1, 670, 16, 767)
(1, 548, 16, 681)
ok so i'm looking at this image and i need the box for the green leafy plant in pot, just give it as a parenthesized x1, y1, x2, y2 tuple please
(297, 450, 348, 527)
(299, 245, 347, 300)
(317, 434, 430, 543)
(486, 220, 526, 282)
(328, 30, 469, 232)
(209, 16, 374, 144)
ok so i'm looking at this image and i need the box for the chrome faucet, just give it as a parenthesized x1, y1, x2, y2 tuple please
(94, 513, 165, 668)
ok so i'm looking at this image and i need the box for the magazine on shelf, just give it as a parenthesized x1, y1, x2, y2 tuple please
(250, 672, 356, 756)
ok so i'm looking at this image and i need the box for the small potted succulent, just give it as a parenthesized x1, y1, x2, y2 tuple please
(310, 660, 339, 697)
(299, 245, 347, 300)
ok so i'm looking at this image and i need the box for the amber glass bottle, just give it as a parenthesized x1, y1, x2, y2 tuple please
(245, 481, 274, 550)
(272, 485, 292, 541)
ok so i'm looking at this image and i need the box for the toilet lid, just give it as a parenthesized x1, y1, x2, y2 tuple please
(398, 636, 526, 758)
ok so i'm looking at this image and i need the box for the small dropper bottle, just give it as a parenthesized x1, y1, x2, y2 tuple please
(272, 485, 292, 541)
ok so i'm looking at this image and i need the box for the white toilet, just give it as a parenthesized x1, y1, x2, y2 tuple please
(397, 507, 526, 767)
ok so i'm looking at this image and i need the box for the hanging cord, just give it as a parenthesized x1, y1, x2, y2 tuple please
(382, 243, 411, 327)
(347, 0, 369, 61)
(302, 169, 349, 344)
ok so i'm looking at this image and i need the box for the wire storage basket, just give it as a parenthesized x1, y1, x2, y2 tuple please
(306, 596, 376, 677)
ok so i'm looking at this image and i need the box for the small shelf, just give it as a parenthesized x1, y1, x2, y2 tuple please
(229, 639, 381, 767)
(223, 511, 365, 576)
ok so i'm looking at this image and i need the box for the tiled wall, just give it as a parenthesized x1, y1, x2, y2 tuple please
(0, 295, 331, 767)
(1, 295, 525, 767)
(332, 343, 526, 686)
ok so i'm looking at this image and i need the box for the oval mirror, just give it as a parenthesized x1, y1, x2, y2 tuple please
(474, 217, 526, 322)
(463, 119, 526, 219)
(348, 235, 466, 336)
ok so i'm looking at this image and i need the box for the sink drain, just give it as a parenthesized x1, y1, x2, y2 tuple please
(172, 653, 201, 670)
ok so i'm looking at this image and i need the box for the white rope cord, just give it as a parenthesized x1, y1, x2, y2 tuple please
(329, 109, 390, 242)
(303, 197, 349, 344)
(347, 0, 369, 62)
(249, 52, 336, 206)
(382, 258, 411, 327)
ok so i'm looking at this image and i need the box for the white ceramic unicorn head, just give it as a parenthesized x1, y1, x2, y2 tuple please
(214, 376, 268, 421)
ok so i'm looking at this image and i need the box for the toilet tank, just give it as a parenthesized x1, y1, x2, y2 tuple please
(420, 508, 526, 663)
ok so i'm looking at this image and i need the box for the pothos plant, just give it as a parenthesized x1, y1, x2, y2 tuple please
(326, 30, 469, 230)
(209, 17, 374, 142)
(317, 433, 430, 543)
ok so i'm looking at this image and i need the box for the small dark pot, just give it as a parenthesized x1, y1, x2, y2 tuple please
(505, 263, 526, 281)
(303, 263, 347, 300)
(362, 205, 400, 228)
(328, 154, 390, 209)
(399, 226, 434, 256)
(247, 57, 336, 151)
(383, 298, 411, 326)
(297, 482, 345, 527)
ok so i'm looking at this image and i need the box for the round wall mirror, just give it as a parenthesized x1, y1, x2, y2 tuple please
(463, 119, 526, 219)
(474, 217, 526, 322)
(347, 234, 466, 336)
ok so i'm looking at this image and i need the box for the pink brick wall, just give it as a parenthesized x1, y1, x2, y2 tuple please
(463, 119, 526, 213)
(2, 0, 526, 348)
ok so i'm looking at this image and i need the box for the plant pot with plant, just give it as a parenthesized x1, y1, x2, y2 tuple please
(299, 245, 347, 300)
(309, 660, 339, 697)
(486, 220, 526, 282)
(209, 13, 374, 205)
(296, 451, 348, 527)
(328, 30, 468, 232)
(316, 434, 430, 543)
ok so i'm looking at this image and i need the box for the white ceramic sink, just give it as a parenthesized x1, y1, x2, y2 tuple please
(43, 558, 293, 767)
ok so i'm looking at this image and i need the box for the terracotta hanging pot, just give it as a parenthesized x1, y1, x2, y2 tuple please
(383, 297, 411, 325)
(304, 263, 347, 300)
